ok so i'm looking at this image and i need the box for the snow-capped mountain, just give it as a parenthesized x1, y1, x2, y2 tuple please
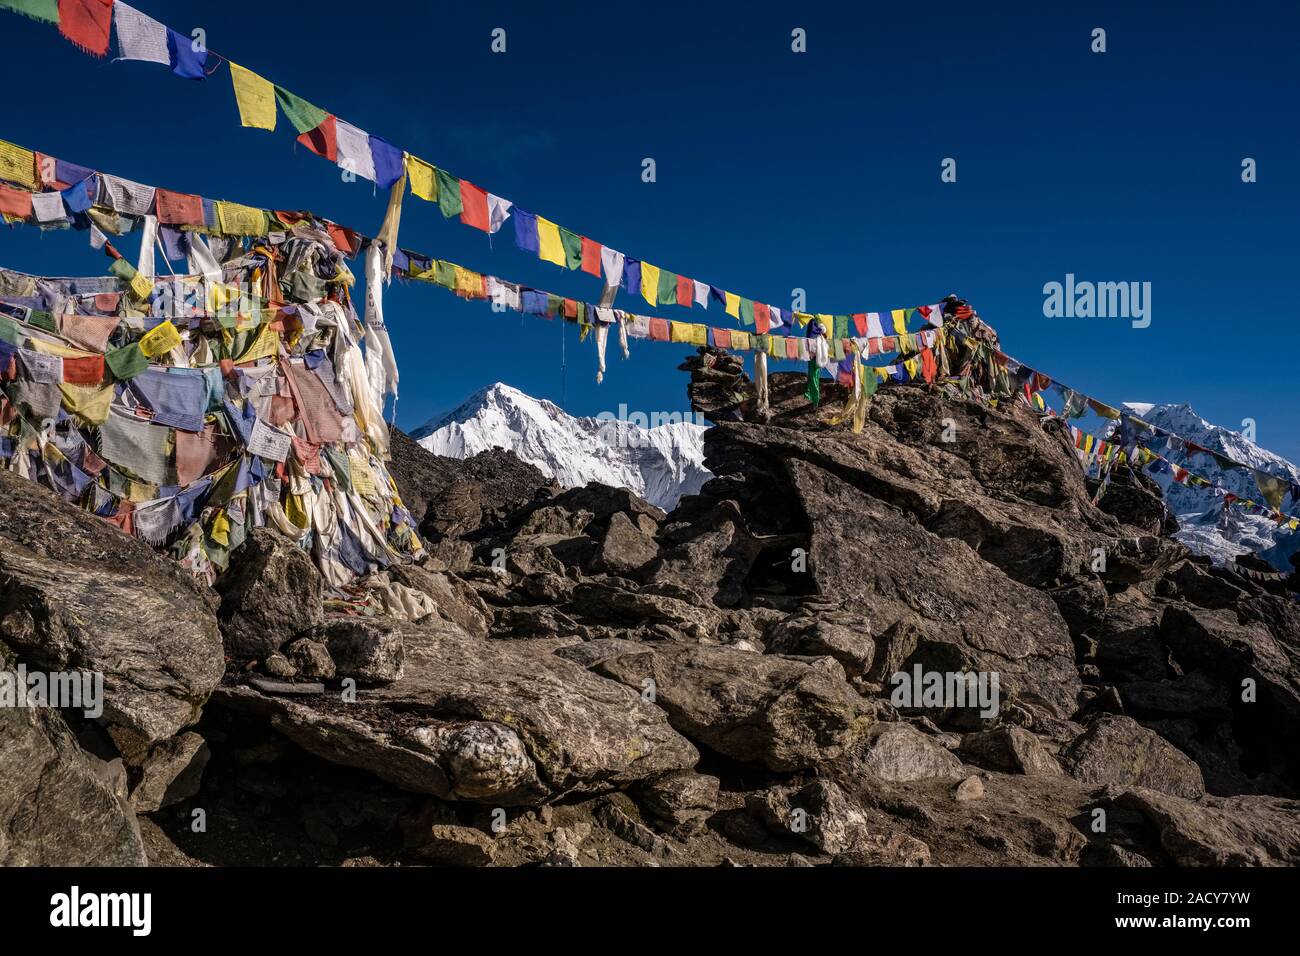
(414, 383, 711, 511)
(1119, 402, 1300, 570)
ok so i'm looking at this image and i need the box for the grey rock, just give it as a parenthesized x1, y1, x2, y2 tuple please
(215, 528, 323, 659)
(284, 638, 336, 680)
(1061, 715, 1205, 799)
(851, 722, 965, 782)
(323, 615, 408, 684)
(960, 726, 1063, 776)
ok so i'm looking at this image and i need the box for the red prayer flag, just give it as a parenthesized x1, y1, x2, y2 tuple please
(754, 302, 771, 334)
(62, 354, 105, 385)
(156, 189, 204, 226)
(459, 181, 490, 232)
(0, 184, 33, 219)
(649, 318, 670, 342)
(676, 275, 693, 308)
(297, 116, 338, 162)
(580, 237, 602, 276)
(562, 298, 579, 320)
(852, 313, 867, 336)
(58, 0, 114, 57)
(713, 328, 731, 349)
(326, 223, 357, 255)
(786, 337, 799, 360)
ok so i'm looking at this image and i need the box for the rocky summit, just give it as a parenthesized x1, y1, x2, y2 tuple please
(3, 350, 1299, 868)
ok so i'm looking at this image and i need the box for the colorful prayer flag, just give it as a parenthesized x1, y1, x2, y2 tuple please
(537, 217, 565, 266)
(229, 62, 276, 131)
(405, 155, 437, 201)
(435, 168, 463, 219)
(113, 3, 169, 65)
(459, 180, 490, 231)
(297, 115, 338, 162)
(275, 87, 328, 135)
(640, 263, 661, 306)
(58, 0, 113, 57)
(580, 237, 601, 276)
(558, 226, 583, 270)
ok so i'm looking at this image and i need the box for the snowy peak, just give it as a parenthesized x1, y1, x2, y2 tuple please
(1120, 401, 1300, 569)
(415, 383, 711, 511)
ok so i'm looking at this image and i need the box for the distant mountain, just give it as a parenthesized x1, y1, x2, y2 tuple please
(1119, 402, 1300, 570)
(414, 383, 711, 511)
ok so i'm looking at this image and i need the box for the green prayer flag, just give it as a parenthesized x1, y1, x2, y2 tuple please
(106, 342, 148, 381)
(657, 269, 678, 306)
(1, 0, 59, 24)
(832, 338, 845, 360)
(435, 169, 463, 219)
(804, 361, 821, 407)
(0, 313, 22, 345)
(434, 260, 456, 289)
(108, 258, 138, 283)
(833, 315, 850, 340)
(739, 298, 755, 326)
(861, 366, 879, 398)
(558, 227, 583, 270)
(27, 309, 56, 333)
(545, 294, 563, 317)
(274, 87, 329, 134)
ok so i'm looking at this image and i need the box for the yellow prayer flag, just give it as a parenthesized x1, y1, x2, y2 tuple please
(904, 358, 919, 380)
(690, 324, 708, 346)
(229, 63, 277, 131)
(58, 382, 113, 425)
(30, 337, 92, 359)
(0, 139, 36, 189)
(794, 312, 812, 327)
(405, 155, 437, 202)
(732, 331, 750, 351)
(129, 270, 154, 302)
(537, 217, 565, 267)
(210, 509, 231, 547)
(140, 320, 182, 358)
(725, 292, 740, 318)
(349, 453, 379, 498)
(233, 323, 279, 363)
(670, 321, 693, 344)
(891, 309, 908, 336)
(641, 263, 661, 307)
(216, 201, 267, 236)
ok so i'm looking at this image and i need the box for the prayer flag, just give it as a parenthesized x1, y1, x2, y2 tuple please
(139, 319, 181, 358)
(580, 237, 601, 276)
(891, 309, 907, 336)
(725, 292, 740, 318)
(676, 275, 693, 308)
(640, 263, 661, 306)
(335, 120, 376, 181)
(0, 139, 36, 189)
(458, 180, 490, 231)
(167, 27, 208, 80)
(369, 136, 403, 188)
(114, 3, 169, 65)
(0, 184, 33, 219)
(1, 1, 58, 24)
(754, 302, 771, 334)
(657, 269, 678, 306)
(297, 115, 338, 162)
(537, 217, 565, 266)
(405, 155, 437, 201)
(435, 168, 463, 218)
(558, 226, 583, 270)
(229, 63, 276, 131)
(155, 188, 203, 226)
(58, 0, 113, 57)
(513, 208, 538, 253)
(275, 87, 329, 134)
(739, 298, 755, 326)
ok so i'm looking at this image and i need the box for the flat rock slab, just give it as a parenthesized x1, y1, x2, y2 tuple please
(214, 619, 697, 805)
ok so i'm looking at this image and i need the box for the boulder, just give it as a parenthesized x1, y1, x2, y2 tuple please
(323, 616, 408, 684)
(284, 638, 336, 680)
(1116, 788, 1300, 866)
(566, 638, 870, 771)
(591, 511, 660, 576)
(1060, 715, 1205, 799)
(126, 731, 211, 812)
(214, 528, 324, 659)
(0, 705, 146, 866)
(0, 472, 224, 746)
(764, 610, 876, 679)
(214, 621, 698, 804)
(850, 722, 965, 782)
(960, 726, 1063, 776)
(634, 770, 720, 834)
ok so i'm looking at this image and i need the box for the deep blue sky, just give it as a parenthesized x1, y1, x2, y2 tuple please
(1, 1, 1296, 459)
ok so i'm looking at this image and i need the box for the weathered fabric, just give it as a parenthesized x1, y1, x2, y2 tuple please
(97, 173, 156, 216)
(99, 405, 171, 484)
(130, 366, 207, 432)
(215, 200, 266, 236)
(112, 2, 169, 64)
(1, 1, 59, 25)
(31, 190, 67, 223)
(229, 62, 276, 130)
(58, 0, 114, 57)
